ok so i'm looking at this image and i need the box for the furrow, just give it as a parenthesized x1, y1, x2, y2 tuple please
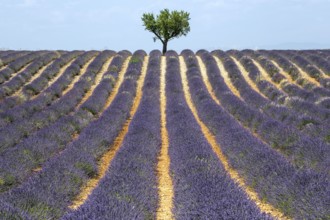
(0, 54, 98, 154)
(156, 56, 174, 220)
(290, 61, 321, 86)
(251, 58, 283, 91)
(61, 57, 96, 96)
(4, 62, 33, 85)
(0, 52, 120, 194)
(0, 65, 7, 71)
(198, 55, 290, 161)
(270, 60, 298, 85)
(212, 55, 242, 98)
(179, 56, 288, 220)
(101, 57, 131, 112)
(12, 59, 57, 98)
(75, 56, 114, 110)
(230, 56, 268, 99)
(314, 65, 330, 79)
(69, 56, 148, 210)
(196, 56, 221, 105)
(31, 59, 76, 100)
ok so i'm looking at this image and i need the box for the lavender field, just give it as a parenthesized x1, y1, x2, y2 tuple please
(0, 49, 329, 219)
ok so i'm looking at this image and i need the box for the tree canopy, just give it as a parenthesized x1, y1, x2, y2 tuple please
(142, 9, 190, 54)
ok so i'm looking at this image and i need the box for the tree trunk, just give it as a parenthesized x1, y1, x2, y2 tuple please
(162, 41, 168, 55)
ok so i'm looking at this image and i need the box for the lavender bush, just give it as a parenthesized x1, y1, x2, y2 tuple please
(0, 51, 125, 193)
(166, 51, 272, 219)
(182, 49, 329, 219)
(63, 50, 161, 220)
(0, 51, 97, 128)
(0, 52, 60, 110)
(0, 51, 147, 219)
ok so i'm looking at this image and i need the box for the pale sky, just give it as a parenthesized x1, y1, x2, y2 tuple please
(0, 0, 329, 52)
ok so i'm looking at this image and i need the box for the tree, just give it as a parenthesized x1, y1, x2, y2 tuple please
(142, 9, 190, 55)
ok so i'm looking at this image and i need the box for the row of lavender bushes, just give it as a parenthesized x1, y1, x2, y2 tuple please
(241, 50, 330, 142)
(281, 50, 330, 88)
(0, 51, 102, 154)
(0, 51, 145, 219)
(263, 50, 330, 97)
(227, 50, 330, 143)
(0, 51, 129, 193)
(165, 51, 271, 219)
(0, 51, 46, 86)
(182, 49, 329, 219)
(229, 50, 330, 121)
(302, 51, 330, 76)
(296, 51, 330, 109)
(199, 50, 330, 174)
(249, 50, 321, 103)
(0, 51, 97, 129)
(0, 52, 59, 110)
(0, 51, 31, 69)
(0, 52, 59, 99)
(213, 50, 330, 150)
(0, 51, 82, 112)
(63, 50, 161, 219)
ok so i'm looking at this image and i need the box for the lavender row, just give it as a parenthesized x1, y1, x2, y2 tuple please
(0, 51, 31, 81)
(0, 199, 33, 220)
(240, 50, 330, 141)
(262, 50, 330, 97)
(231, 50, 330, 126)
(0, 51, 97, 129)
(254, 50, 325, 103)
(201, 50, 330, 174)
(300, 51, 330, 76)
(259, 50, 330, 109)
(215, 50, 269, 107)
(213, 50, 330, 144)
(309, 50, 330, 64)
(0, 51, 126, 193)
(0, 51, 18, 59)
(0, 52, 59, 110)
(0, 51, 46, 85)
(182, 50, 329, 219)
(21, 51, 83, 99)
(0, 51, 103, 154)
(281, 50, 330, 88)
(235, 50, 330, 140)
(229, 50, 287, 103)
(0, 51, 146, 219)
(0, 51, 82, 112)
(213, 50, 286, 118)
(64, 50, 160, 220)
(0, 52, 58, 99)
(0, 51, 30, 66)
(261, 50, 315, 88)
(166, 51, 270, 219)
(6, 51, 47, 72)
(80, 51, 129, 115)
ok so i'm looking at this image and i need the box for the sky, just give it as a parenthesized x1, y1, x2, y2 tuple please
(0, 0, 329, 52)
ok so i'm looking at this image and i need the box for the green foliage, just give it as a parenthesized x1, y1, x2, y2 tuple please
(0, 174, 16, 192)
(297, 118, 318, 130)
(142, 9, 190, 54)
(82, 107, 98, 116)
(75, 162, 97, 178)
(20, 197, 61, 220)
(2, 86, 11, 95)
(277, 194, 294, 217)
(108, 65, 119, 72)
(130, 56, 141, 63)
(325, 134, 330, 143)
